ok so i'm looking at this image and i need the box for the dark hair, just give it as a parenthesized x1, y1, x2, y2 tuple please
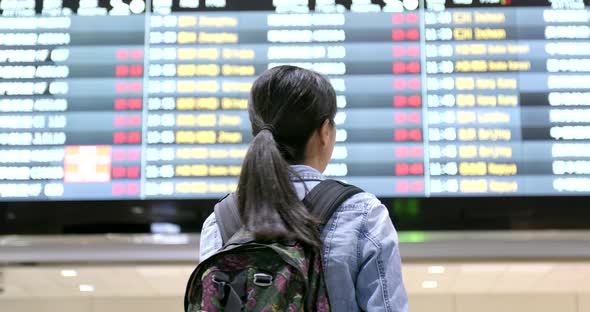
(237, 65, 337, 248)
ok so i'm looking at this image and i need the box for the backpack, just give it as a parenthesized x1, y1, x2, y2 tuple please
(184, 179, 363, 312)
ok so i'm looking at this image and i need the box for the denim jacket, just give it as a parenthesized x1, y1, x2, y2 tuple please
(199, 165, 409, 312)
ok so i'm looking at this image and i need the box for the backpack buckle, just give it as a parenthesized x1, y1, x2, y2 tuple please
(212, 272, 230, 300)
(253, 273, 273, 287)
(212, 271, 230, 285)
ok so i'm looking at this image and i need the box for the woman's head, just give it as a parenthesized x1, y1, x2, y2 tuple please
(237, 66, 337, 247)
(249, 65, 337, 170)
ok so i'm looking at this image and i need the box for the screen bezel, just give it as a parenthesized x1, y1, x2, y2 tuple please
(2, 195, 589, 235)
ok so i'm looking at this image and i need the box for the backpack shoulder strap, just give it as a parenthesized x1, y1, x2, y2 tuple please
(303, 179, 364, 225)
(214, 193, 241, 245)
(214, 180, 364, 244)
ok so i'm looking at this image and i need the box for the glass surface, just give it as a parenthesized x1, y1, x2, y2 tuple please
(0, 0, 589, 200)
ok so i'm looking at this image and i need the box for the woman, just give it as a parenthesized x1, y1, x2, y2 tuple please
(199, 66, 409, 311)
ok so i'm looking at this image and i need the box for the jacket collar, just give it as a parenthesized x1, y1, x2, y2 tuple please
(289, 165, 326, 181)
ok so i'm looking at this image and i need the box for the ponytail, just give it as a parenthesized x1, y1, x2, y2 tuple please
(236, 65, 337, 249)
(237, 127, 320, 248)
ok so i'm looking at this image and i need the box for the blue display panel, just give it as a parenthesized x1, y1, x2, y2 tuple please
(0, 0, 589, 200)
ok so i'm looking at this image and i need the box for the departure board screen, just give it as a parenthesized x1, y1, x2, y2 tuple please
(0, 0, 589, 200)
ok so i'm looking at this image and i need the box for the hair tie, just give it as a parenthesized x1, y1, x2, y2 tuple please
(261, 124, 276, 136)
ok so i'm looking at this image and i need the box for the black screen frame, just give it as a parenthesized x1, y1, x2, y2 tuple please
(3, 0, 590, 235)
(2, 195, 590, 235)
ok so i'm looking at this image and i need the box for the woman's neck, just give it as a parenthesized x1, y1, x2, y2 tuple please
(300, 157, 325, 174)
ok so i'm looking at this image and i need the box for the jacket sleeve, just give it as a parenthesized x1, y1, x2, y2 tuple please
(199, 213, 223, 262)
(355, 199, 409, 312)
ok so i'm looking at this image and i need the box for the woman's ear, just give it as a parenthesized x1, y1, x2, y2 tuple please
(319, 119, 332, 146)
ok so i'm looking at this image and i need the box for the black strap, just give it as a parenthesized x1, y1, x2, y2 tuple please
(214, 179, 363, 245)
(302, 180, 363, 226)
(208, 271, 246, 312)
(224, 284, 242, 312)
(225, 270, 247, 311)
(214, 193, 241, 244)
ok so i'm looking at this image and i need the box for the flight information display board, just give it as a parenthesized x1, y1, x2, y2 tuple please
(0, 0, 589, 200)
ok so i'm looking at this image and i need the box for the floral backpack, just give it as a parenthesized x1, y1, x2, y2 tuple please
(184, 180, 362, 312)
